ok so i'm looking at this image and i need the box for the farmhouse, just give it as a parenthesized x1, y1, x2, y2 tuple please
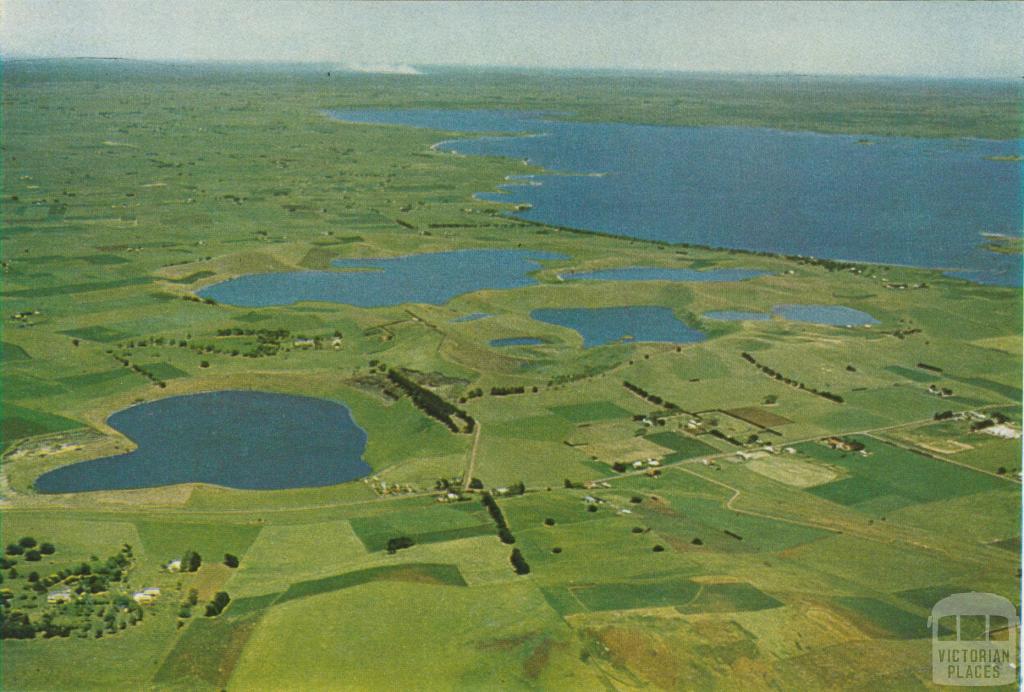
(132, 587, 161, 605)
(981, 424, 1022, 440)
(47, 588, 73, 604)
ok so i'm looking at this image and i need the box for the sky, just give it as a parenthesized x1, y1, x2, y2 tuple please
(2, 1, 1022, 79)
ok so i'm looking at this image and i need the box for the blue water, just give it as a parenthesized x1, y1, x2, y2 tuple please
(199, 249, 564, 307)
(530, 306, 705, 348)
(562, 267, 767, 282)
(490, 337, 546, 347)
(452, 312, 492, 322)
(705, 310, 773, 321)
(328, 109, 1022, 286)
(34, 391, 371, 493)
(772, 304, 879, 326)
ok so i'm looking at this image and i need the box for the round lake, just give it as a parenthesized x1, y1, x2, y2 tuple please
(33, 391, 371, 493)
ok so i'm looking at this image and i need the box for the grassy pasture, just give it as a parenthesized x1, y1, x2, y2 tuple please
(548, 400, 631, 423)
(645, 430, 718, 458)
(801, 437, 1006, 510)
(1, 402, 84, 444)
(570, 576, 701, 612)
(348, 505, 492, 552)
(274, 562, 467, 606)
(1, 61, 1020, 691)
(1, 342, 31, 361)
(675, 581, 783, 614)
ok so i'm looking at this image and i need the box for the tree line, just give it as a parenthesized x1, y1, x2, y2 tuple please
(387, 369, 475, 433)
(622, 381, 681, 410)
(741, 353, 844, 403)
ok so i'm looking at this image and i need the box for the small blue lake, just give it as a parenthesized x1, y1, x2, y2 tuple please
(198, 249, 565, 307)
(704, 304, 879, 326)
(490, 337, 546, 347)
(33, 391, 371, 493)
(451, 312, 492, 322)
(561, 267, 767, 282)
(773, 304, 879, 326)
(704, 310, 773, 322)
(328, 109, 1022, 286)
(530, 306, 705, 348)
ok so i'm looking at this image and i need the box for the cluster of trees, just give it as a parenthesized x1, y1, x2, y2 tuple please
(970, 413, 1009, 432)
(1, 544, 138, 639)
(179, 588, 199, 619)
(459, 388, 484, 403)
(181, 550, 202, 572)
(105, 355, 171, 388)
(386, 537, 415, 554)
(709, 429, 744, 447)
(5, 537, 56, 564)
(622, 381, 680, 410)
(116, 327, 298, 362)
(181, 295, 218, 305)
(490, 385, 526, 396)
(741, 353, 844, 403)
(786, 255, 868, 274)
(387, 369, 475, 433)
(204, 591, 231, 617)
(883, 328, 921, 340)
(509, 548, 530, 575)
(481, 493, 516, 545)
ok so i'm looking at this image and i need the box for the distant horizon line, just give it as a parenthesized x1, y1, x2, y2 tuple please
(3, 54, 1021, 82)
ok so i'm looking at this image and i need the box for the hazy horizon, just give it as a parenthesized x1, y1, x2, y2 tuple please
(2, 1, 1022, 80)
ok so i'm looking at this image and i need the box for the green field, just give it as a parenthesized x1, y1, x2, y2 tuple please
(0, 59, 1019, 691)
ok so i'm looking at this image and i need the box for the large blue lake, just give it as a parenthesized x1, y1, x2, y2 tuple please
(531, 306, 705, 348)
(199, 249, 564, 307)
(329, 109, 1022, 286)
(34, 391, 371, 493)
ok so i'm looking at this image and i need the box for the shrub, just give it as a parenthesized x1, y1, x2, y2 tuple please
(17, 537, 37, 549)
(223, 553, 239, 568)
(386, 537, 415, 554)
(181, 550, 202, 572)
(24, 551, 41, 562)
(652, 545, 665, 552)
(39, 543, 55, 555)
(510, 548, 531, 575)
(204, 591, 230, 617)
